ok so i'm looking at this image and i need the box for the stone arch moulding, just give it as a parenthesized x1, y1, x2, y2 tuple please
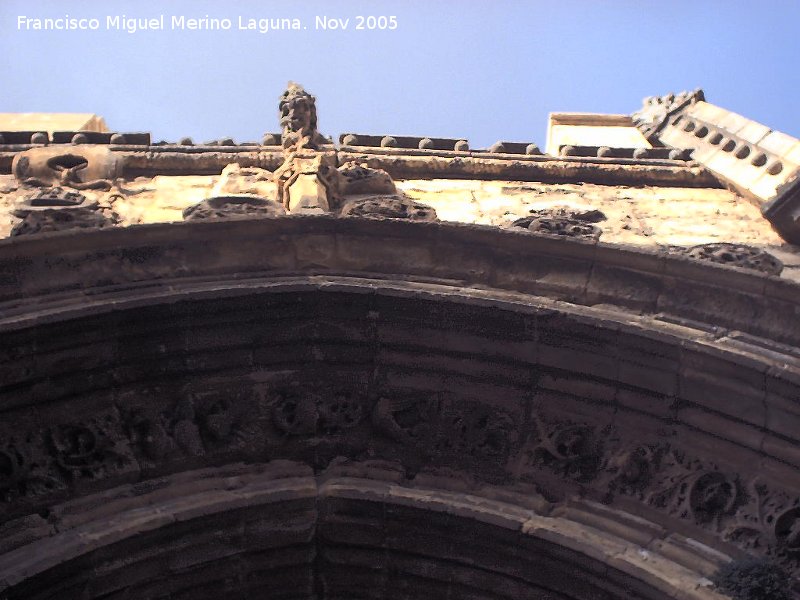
(1, 216, 800, 599)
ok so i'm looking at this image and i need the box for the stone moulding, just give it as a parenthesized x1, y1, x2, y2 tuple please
(0, 463, 731, 600)
(0, 147, 721, 187)
(0, 217, 795, 345)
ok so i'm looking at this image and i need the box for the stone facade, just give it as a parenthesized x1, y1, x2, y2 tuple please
(0, 85, 799, 600)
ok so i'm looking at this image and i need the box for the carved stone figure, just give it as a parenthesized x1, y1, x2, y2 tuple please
(269, 83, 435, 218)
(602, 444, 664, 497)
(278, 82, 330, 151)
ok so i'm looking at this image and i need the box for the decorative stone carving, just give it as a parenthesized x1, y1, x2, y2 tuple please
(0, 439, 58, 503)
(337, 161, 397, 196)
(124, 409, 176, 461)
(681, 243, 783, 275)
(124, 387, 262, 462)
(10, 187, 117, 236)
(12, 187, 97, 216)
(210, 163, 277, 198)
(12, 146, 122, 190)
(646, 449, 740, 526)
(372, 396, 516, 461)
(271, 390, 364, 436)
(775, 508, 800, 554)
(526, 419, 604, 482)
(432, 401, 517, 459)
(601, 444, 666, 498)
(182, 194, 285, 221)
(633, 89, 705, 141)
(48, 423, 129, 480)
(273, 152, 342, 213)
(723, 481, 800, 564)
(279, 82, 330, 151)
(339, 195, 438, 221)
(42, 413, 136, 488)
(1, 366, 800, 581)
(690, 472, 740, 524)
(511, 207, 605, 240)
(270, 84, 417, 216)
(371, 396, 434, 445)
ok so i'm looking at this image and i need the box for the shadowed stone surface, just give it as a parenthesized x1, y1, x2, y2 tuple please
(0, 218, 798, 598)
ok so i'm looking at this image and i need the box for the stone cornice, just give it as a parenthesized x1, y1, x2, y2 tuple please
(0, 145, 721, 188)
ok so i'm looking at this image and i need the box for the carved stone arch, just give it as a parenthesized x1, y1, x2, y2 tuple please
(1, 217, 799, 599)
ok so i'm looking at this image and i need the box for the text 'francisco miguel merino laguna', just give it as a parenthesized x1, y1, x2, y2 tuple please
(17, 15, 399, 33)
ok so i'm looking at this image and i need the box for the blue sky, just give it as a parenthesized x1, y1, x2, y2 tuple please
(1, 0, 798, 148)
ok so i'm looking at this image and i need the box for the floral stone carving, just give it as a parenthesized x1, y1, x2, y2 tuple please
(272, 390, 364, 436)
(645, 449, 740, 526)
(0, 438, 59, 503)
(182, 194, 286, 221)
(340, 195, 437, 221)
(525, 419, 605, 482)
(11, 187, 117, 236)
(511, 207, 605, 240)
(372, 395, 517, 462)
(682, 243, 783, 275)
